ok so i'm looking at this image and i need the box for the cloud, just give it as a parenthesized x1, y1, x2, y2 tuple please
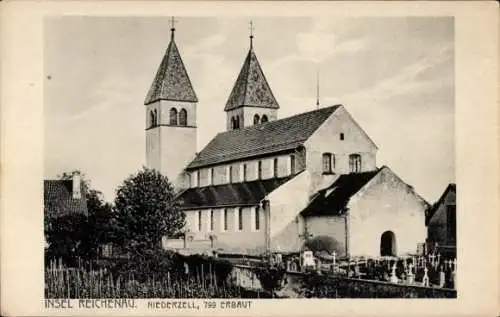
(339, 44, 453, 104)
(334, 37, 368, 53)
(185, 34, 226, 57)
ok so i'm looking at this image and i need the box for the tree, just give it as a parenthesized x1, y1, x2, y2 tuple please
(113, 167, 185, 256)
(45, 213, 87, 265)
(81, 188, 115, 258)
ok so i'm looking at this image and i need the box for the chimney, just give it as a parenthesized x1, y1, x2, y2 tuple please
(72, 171, 81, 199)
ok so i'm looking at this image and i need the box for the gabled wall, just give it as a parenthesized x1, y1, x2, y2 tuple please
(304, 106, 378, 192)
(267, 171, 311, 252)
(347, 167, 428, 257)
(427, 187, 456, 246)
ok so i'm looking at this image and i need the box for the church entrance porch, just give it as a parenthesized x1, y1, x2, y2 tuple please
(380, 231, 396, 256)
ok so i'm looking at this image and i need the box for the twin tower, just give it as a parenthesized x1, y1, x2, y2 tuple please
(144, 24, 280, 186)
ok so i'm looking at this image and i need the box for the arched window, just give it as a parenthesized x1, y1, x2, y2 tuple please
(273, 158, 278, 178)
(223, 209, 228, 231)
(179, 108, 187, 126)
(322, 153, 333, 173)
(349, 154, 362, 173)
(149, 110, 155, 128)
(198, 211, 202, 232)
(290, 155, 296, 174)
(253, 114, 260, 125)
(228, 165, 233, 183)
(238, 208, 243, 231)
(210, 210, 214, 232)
(154, 109, 158, 126)
(261, 115, 268, 123)
(258, 161, 263, 179)
(255, 206, 260, 231)
(169, 108, 178, 125)
(210, 167, 214, 185)
(231, 116, 240, 130)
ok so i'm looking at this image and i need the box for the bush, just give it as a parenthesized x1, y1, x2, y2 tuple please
(253, 259, 286, 297)
(303, 235, 343, 254)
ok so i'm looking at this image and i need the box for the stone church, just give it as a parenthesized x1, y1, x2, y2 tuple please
(144, 24, 429, 258)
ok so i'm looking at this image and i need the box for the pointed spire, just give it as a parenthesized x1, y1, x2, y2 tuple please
(144, 18, 198, 105)
(224, 24, 279, 112)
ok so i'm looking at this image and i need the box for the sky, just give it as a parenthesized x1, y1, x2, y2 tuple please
(44, 16, 455, 203)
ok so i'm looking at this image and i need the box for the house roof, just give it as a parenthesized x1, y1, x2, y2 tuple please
(425, 183, 456, 225)
(44, 180, 88, 218)
(187, 105, 341, 169)
(224, 47, 279, 111)
(301, 170, 380, 217)
(175, 174, 298, 210)
(144, 30, 198, 105)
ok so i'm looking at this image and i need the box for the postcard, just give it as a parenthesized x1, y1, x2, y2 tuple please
(1, 1, 498, 316)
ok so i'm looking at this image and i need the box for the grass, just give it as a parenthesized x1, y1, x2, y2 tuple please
(45, 258, 251, 299)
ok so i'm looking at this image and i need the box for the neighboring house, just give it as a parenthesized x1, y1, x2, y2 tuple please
(145, 26, 428, 257)
(44, 172, 88, 249)
(44, 172, 88, 219)
(426, 184, 456, 255)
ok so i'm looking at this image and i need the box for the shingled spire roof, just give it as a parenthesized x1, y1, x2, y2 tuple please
(224, 41, 279, 111)
(144, 27, 198, 105)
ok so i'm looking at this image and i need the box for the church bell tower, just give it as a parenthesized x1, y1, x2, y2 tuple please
(224, 22, 280, 131)
(144, 18, 198, 188)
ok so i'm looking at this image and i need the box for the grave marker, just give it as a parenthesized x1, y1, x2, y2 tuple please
(422, 266, 429, 287)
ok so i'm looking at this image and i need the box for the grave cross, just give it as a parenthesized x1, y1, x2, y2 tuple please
(407, 262, 415, 284)
(422, 266, 429, 287)
(439, 265, 445, 288)
(429, 253, 435, 266)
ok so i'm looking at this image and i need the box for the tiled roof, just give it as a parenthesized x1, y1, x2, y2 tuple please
(187, 105, 340, 169)
(301, 170, 380, 217)
(44, 180, 88, 218)
(175, 174, 298, 210)
(224, 47, 279, 111)
(144, 32, 198, 105)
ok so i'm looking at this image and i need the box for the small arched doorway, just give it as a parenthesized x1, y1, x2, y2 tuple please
(380, 231, 396, 256)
